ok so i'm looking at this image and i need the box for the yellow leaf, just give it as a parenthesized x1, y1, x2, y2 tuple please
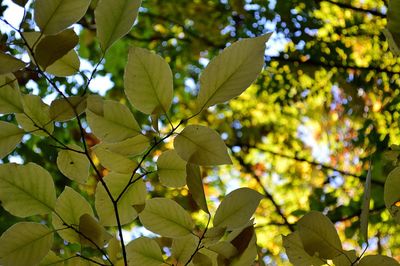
(186, 163, 209, 214)
(282, 232, 325, 266)
(384, 166, 400, 223)
(46, 49, 80, 77)
(126, 237, 164, 266)
(79, 213, 112, 248)
(57, 144, 90, 183)
(0, 73, 23, 114)
(157, 149, 187, 188)
(49, 96, 87, 122)
(0, 52, 26, 75)
(0, 121, 24, 159)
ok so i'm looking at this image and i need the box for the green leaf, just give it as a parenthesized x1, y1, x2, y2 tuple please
(186, 163, 209, 214)
(139, 198, 194, 237)
(126, 237, 164, 266)
(383, 29, 400, 57)
(171, 234, 199, 265)
(213, 188, 263, 230)
(358, 254, 400, 265)
(52, 186, 94, 244)
(93, 145, 137, 173)
(86, 99, 141, 142)
(79, 213, 112, 248)
(124, 46, 173, 115)
(0, 163, 56, 217)
(195, 34, 271, 112)
(0, 73, 23, 114)
(297, 211, 343, 259)
(0, 52, 26, 75)
(230, 234, 257, 266)
(208, 241, 238, 259)
(95, 172, 147, 226)
(50, 96, 87, 122)
(46, 49, 80, 77)
(384, 166, 400, 223)
(95, 0, 141, 52)
(174, 125, 232, 166)
(95, 134, 150, 157)
(35, 29, 79, 69)
(34, 0, 91, 35)
(57, 144, 90, 183)
(0, 222, 53, 266)
(0, 121, 24, 159)
(385, 0, 400, 56)
(282, 232, 325, 266)
(157, 149, 187, 188)
(39, 251, 64, 266)
(332, 250, 357, 266)
(192, 252, 213, 266)
(16, 94, 53, 137)
(107, 237, 121, 263)
(360, 163, 372, 242)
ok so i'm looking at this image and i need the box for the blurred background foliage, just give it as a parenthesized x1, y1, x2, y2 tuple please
(1, 0, 399, 264)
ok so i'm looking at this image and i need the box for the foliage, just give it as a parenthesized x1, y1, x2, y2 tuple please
(0, 0, 400, 265)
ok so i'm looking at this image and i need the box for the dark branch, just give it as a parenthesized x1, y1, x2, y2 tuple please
(314, 0, 386, 18)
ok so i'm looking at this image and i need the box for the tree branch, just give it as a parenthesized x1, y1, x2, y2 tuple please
(314, 0, 386, 18)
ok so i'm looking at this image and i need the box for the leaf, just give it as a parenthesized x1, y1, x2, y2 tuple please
(186, 163, 209, 213)
(39, 251, 64, 266)
(52, 186, 94, 244)
(157, 149, 187, 188)
(358, 255, 400, 266)
(126, 237, 164, 266)
(107, 237, 121, 263)
(383, 29, 400, 57)
(0, 163, 56, 217)
(0, 222, 53, 266)
(50, 96, 87, 122)
(384, 0, 400, 57)
(79, 213, 112, 248)
(57, 144, 90, 183)
(34, 0, 91, 35)
(86, 99, 141, 142)
(360, 163, 372, 242)
(297, 211, 343, 259)
(139, 197, 194, 237)
(0, 121, 24, 159)
(174, 125, 232, 166)
(95, 172, 147, 226)
(35, 29, 79, 69)
(207, 241, 238, 259)
(95, 134, 150, 157)
(332, 250, 357, 266)
(230, 225, 254, 255)
(16, 94, 53, 137)
(46, 49, 80, 77)
(93, 145, 137, 173)
(192, 252, 213, 266)
(95, 0, 141, 52)
(384, 166, 400, 223)
(171, 234, 199, 265)
(213, 187, 263, 230)
(124, 46, 173, 115)
(195, 34, 271, 112)
(0, 52, 26, 75)
(282, 232, 325, 266)
(0, 73, 23, 114)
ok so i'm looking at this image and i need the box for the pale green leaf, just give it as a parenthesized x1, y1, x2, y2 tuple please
(0, 52, 26, 75)
(66, 256, 105, 266)
(50, 96, 87, 122)
(95, 134, 150, 157)
(93, 145, 137, 173)
(297, 211, 343, 259)
(95, 0, 141, 51)
(52, 186, 94, 244)
(57, 144, 89, 183)
(39, 251, 64, 266)
(107, 237, 121, 263)
(46, 49, 80, 77)
(124, 46, 173, 114)
(16, 94, 53, 136)
(126, 237, 164, 266)
(192, 252, 213, 266)
(203, 227, 225, 246)
(230, 232, 257, 266)
(86, 99, 141, 142)
(0, 121, 24, 159)
(282, 232, 325, 266)
(0, 163, 56, 217)
(157, 149, 187, 188)
(384, 166, 400, 223)
(186, 163, 209, 213)
(208, 241, 238, 259)
(139, 198, 194, 237)
(213, 187, 263, 230)
(195, 34, 271, 112)
(0, 222, 53, 266)
(35, 29, 79, 69)
(34, 0, 91, 35)
(0, 73, 23, 114)
(358, 254, 399, 266)
(95, 172, 146, 226)
(174, 125, 232, 166)
(332, 250, 357, 266)
(79, 213, 112, 248)
(360, 163, 372, 242)
(171, 234, 199, 265)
